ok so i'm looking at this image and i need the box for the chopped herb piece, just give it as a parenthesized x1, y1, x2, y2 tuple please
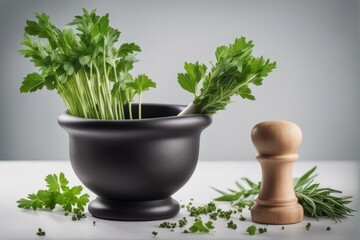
(205, 221, 214, 229)
(306, 222, 311, 230)
(179, 217, 188, 227)
(258, 227, 267, 233)
(239, 215, 246, 221)
(159, 221, 176, 229)
(218, 210, 233, 220)
(227, 220, 237, 230)
(36, 228, 46, 236)
(246, 225, 257, 235)
(187, 202, 218, 217)
(209, 212, 218, 220)
(152, 231, 158, 237)
(281, 226, 285, 230)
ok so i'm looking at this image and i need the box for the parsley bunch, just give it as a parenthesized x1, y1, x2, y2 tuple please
(17, 173, 89, 214)
(213, 166, 356, 222)
(178, 37, 276, 115)
(19, 9, 155, 120)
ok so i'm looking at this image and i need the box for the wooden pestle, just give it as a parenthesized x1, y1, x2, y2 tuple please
(250, 120, 304, 224)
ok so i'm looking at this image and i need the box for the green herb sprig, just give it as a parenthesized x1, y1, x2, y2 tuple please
(17, 173, 89, 215)
(20, 9, 155, 120)
(294, 167, 355, 222)
(213, 166, 356, 222)
(177, 37, 276, 115)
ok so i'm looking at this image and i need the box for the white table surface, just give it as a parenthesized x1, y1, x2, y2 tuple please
(0, 160, 359, 240)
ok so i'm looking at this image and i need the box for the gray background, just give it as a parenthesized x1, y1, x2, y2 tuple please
(0, 0, 359, 161)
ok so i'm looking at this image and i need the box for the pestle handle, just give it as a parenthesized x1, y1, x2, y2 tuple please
(250, 120, 304, 225)
(177, 102, 197, 116)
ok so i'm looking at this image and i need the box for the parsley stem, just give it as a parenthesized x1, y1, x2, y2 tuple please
(138, 94, 142, 119)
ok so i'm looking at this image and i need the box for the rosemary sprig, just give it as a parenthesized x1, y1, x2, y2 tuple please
(212, 166, 356, 222)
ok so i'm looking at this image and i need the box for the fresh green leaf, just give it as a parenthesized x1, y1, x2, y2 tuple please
(215, 45, 229, 61)
(294, 166, 317, 190)
(36, 190, 58, 210)
(129, 74, 156, 95)
(98, 14, 109, 34)
(77, 194, 90, 211)
(188, 219, 211, 233)
(79, 55, 91, 66)
(57, 186, 83, 212)
(20, 73, 45, 93)
(44, 75, 57, 90)
(63, 63, 74, 76)
(25, 20, 41, 35)
(177, 62, 207, 97)
(58, 172, 70, 191)
(45, 173, 60, 192)
(214, 192, 243, 201)
(17, 194, 43, 210)
(119, 43, 141, 57)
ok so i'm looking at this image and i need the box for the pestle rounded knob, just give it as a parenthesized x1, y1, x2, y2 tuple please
(251, 120, 302, 156)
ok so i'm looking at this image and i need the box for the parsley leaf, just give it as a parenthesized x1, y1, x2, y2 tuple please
(129, 74, 156, 95)
(17, 173, 89, 214)
(128, 74, 156, 119)
(119, 43, 141, 57)
(177, 62, 207, 97)
(45, 172, 69, 192)
(20, 73, 45, 93)
(188, 219, 214, 233)
(17, 193, 43, 210)
(37, 190, 59, 210)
